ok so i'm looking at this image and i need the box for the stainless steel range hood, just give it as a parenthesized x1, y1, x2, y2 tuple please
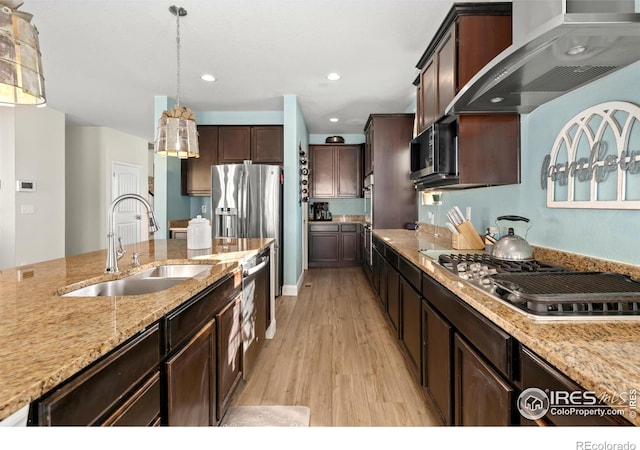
(446, 0, 640, 115)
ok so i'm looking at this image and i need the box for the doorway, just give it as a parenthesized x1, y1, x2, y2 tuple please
(111, 161, 145, 245)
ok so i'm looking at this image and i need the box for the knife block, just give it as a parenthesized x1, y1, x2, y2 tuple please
(452, 221, 485, 250)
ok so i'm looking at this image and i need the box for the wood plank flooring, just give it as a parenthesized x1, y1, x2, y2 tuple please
(230, 267, 441, 426)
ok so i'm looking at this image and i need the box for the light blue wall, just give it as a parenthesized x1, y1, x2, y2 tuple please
(284, 95, 308, 286)
(419, 61, 640, 265)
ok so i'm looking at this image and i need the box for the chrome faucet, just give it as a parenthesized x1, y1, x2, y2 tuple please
(105, 193, 159, 273)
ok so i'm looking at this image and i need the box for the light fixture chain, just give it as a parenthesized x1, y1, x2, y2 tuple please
(175, 8, 181, 106)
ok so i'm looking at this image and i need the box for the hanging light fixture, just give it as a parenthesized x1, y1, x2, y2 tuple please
(155, 5, 199, 159)
(0, 0, 46, 107)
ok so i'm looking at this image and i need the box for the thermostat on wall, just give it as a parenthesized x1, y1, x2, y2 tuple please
(16, 180, 36, 192)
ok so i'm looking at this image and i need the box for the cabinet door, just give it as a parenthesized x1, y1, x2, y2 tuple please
(364, 125, 373, 176)
(386, 265, 400, 338)
(420, 57, 438, 129)
(251, 126, 283, 163)
(308, 232, 339, 266)
(436, 25, 456, 117)
(310, 145, 336, 197)
(336, 145, 362, 198)
(454, 333, 515, 426)
(340, 231, 359, 264)
(103, 372, 161, 426)
(165, 320, 216, 426)
(185, 125, 218, 196)
(422, 301, 453, 425)
(400, 277, 422, 382)
(218, 126, 251, 163)
(216, 295, 243, 421)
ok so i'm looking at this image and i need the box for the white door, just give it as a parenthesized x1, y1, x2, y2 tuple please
(112, 161, 143, 245)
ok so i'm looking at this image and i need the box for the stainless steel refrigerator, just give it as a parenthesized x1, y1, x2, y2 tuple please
(210, 162, 283, 296)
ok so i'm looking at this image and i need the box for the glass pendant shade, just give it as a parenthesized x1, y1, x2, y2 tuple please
(0, 2, 46, 106)
(155, 105, 199, 158)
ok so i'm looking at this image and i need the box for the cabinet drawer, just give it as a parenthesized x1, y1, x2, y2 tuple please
(37, 324, 161, 426)
(385, 247, 399, 270)
(422, 273, 516, 380)
(102, 372, 160, 426)
(164, 271, 241, 353)
(399, 256, 421, 292)
(309, 224, 339, 232)
(340, 224, 357, 232)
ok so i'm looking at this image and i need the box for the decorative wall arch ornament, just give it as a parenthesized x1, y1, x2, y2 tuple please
(541, 101, 640, 209)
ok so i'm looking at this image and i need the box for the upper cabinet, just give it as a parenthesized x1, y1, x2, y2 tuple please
(414, 2, 513, 133)
(309, 144, 363, 199)
(183, 125, 283, 196)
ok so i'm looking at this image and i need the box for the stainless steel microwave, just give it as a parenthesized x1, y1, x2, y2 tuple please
(409, 120, 458, 190)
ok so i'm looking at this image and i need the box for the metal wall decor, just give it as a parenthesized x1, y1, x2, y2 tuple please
(299, 142, 309, 204)
(542, 101, 640, 209)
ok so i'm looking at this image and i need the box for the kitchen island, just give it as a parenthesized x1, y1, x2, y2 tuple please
(0, 237, 274, 422)
(373, 228, 640, 426)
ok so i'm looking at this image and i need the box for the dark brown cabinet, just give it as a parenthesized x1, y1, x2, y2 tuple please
(165, 320, 216, 426)
(218, 125, 283, 164)
(309, 144, 362, 199)
(216, 294, 242, 420)
(414, 3, 513, 131)
(33, 324, 161, 426)
(520, 347, 632, 426)
(308, 223, 359, 267)
(183, 125, 283, 195)
(422, 300, 453, 425)
(364, 114, 416, 229)
(400, 276, 422, 382)
(454, 333, 515, 426)
(184, 125, 219, 196)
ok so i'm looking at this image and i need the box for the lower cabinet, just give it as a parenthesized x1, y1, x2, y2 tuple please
(520, 346, 632, 426)
(30, 268, 247, 427)
(32, 324, 161, 426)
(165, 320, 216, 426)
(454, 333, 515, 426)
(386, 263, 400, 336)
(422, 300, 453, 425)
(400, 276, 422, 383)
(309, 223, 360, 267)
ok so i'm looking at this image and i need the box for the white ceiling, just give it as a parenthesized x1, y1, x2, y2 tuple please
(23, 0, 503, 142)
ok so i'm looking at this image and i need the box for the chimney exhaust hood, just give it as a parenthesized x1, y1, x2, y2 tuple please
(446, 0, 640, 115)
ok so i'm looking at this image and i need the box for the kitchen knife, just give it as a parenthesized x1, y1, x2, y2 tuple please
(446, 222, 460, 235)
(446, 210, 458, 226)
(453, 206, 466, 224)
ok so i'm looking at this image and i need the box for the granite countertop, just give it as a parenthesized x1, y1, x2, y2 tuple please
(308, 214, 366, 225)
(374, 228, 640, 426)
(0, 237, 273, 421)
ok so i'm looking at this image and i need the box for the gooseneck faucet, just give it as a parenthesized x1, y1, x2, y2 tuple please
(105, 193, 159, 273)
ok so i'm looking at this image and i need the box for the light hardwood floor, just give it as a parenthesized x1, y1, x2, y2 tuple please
(230, 267, 442, 426)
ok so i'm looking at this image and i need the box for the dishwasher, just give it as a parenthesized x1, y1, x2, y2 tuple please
(241, 248, 270, 379)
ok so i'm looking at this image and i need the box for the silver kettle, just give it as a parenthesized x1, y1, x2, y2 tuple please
(491, 216, 533, 261)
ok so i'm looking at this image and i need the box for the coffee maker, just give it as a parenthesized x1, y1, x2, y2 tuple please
(311, 202, 331, 221)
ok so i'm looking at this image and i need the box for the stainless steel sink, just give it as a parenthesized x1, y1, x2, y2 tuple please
(61, 264, 216, 297)
(61, 277, 188, 297)
(132, 264, 216, 279)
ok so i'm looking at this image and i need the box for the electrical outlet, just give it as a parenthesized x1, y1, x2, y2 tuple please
(201, 204, 207, 214)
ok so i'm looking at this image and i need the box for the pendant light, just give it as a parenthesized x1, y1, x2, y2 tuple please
(0, 0, 46, 107)
(155, 5, 199, 159)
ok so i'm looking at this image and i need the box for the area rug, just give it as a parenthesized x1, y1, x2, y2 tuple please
(220, 405, 311, 427)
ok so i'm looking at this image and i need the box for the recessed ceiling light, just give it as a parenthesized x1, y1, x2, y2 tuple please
(490, 97, 504, 103)
(200, 74, 216, 82)
(329, 117, 339, 122)
(327, 72, 341, 81)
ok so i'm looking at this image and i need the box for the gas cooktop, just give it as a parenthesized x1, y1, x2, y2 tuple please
(422, 251, 640, 321)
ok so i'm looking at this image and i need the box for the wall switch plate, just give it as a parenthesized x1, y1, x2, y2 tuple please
(20, 204, 35, 214)
(201, 204, 207, 213)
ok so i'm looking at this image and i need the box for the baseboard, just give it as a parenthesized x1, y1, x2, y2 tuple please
(282, 270, 306, 296)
